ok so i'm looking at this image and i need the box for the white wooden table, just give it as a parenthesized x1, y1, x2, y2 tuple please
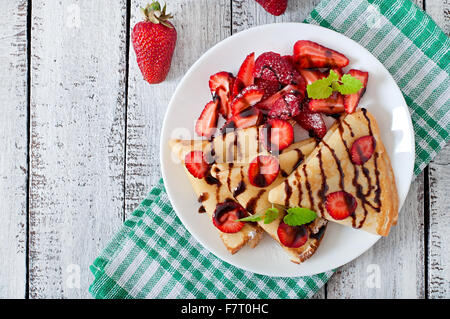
(0, 0, 448, 299)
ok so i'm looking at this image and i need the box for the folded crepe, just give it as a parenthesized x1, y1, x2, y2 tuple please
(212, 138, 329, 264)
(169, 138, 264, 254)
(268, 109, 399, 236)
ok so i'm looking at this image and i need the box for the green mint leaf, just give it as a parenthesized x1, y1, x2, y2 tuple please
(307, 78, 334, 99)
(236, 214, 263, 223)
(263, 207, 279, 224)
(235, 207, 279, 224)
(335, 74, 363, 95)
(327, 70, 339, 82)
(283, 207, 317, 226)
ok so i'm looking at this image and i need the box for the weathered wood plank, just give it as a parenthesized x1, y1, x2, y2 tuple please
(425, 0, 450, 300)
(125, 0, 231, 214)
(0, 0, 28, 299)
(428, 145, 450, 299)
(29, 0, 127, 298)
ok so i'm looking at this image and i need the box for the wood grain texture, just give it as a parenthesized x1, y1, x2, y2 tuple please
(425, 0, 450, 300)
(0, 0, 28, 299)
(428, 144, 450, 298)
(125, 0, 231, 215)
(29, 0, 127, 298)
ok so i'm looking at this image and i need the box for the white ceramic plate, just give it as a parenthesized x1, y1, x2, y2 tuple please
(160, 23, 415, 277)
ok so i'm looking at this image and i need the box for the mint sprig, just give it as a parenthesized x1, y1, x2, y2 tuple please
(307, 70, 363, 100)
(236, 207, 279, 224)
(283, 207, 317, 226)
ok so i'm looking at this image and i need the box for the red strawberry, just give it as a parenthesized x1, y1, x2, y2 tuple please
(294, 105, 327, 139)
(231, 85, 265, 115)
(350, 135, 376, 165)
(248, 155, 280, 187)
(209, 72, 235, 118)
(221, 107, 263, 133)
(185, 151, 210, 179)
(132, 2, 177, 84)
(325, 191, 357, 220)
(195, 100, 219, 138)
(344, 69, 369, 114)
(255, 0, 288, 16)
(308, 92, 345, 114)
(257, 84, 305, 110)
(254, 52, 302, 87)
(277, 222, 308, 248)
(293, 40, 349, 69)
(268, 93, 301, 120)
(298, 69, 326, 85)
(232, 52, 255, 97)
(213, 201, 246, 233)
(260, 119, 294, 153)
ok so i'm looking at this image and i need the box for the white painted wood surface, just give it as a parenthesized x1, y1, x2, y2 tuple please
(0, 0, 28, 299)
(0, 0, 448, 299)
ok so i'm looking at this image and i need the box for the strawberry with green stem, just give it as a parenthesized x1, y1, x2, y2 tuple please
(132, 1, 177, 84)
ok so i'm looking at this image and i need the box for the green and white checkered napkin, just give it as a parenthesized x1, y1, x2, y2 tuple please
(89, 0, 450, 299)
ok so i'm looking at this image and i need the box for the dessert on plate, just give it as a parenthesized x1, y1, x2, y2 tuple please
(169, 39, 399, 263)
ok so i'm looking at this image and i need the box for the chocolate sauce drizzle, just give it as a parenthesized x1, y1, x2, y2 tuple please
(246, 190, 266, 214)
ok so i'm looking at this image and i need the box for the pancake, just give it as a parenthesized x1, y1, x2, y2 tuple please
(268, 109, 399, 236)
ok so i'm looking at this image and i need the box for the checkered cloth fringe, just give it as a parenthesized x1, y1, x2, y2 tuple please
(89, 0, 449, 299)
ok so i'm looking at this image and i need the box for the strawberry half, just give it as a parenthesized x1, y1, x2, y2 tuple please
(255, 78, 282, 100)
(231, 85, 265, 115)
(294, 105, 327, 139)
(248, 155, 280, 188)
(325, 191, 357, 220)
(350, 135, 376, 165)
(232, 52, 255, 97)
(221, 107, 263, 134)
(185, 150, 210, 179)
(256, 84, 305, 111)
(293, 40, 349, 69)
(268, 93, 302, 120)
(344, 69, 369, 114)
(298, 69, 326, 85)
(308, 92, 345, 114)
(260, 119, 294, 153)
(195, 99, 219, 138)
(277, 222, 308, 248)
(213, 201, 246, 233)
(209, 71, 235, 118)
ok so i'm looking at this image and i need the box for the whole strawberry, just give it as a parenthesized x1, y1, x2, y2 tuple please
(255, 0, 288, 16)
(132, 1, 177, 84)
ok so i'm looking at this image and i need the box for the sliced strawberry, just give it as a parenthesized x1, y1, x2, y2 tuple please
(293, 40, 349, 69)
(298, 69, 326, 85)
(294, 105, 327, 139)
(221, 107, 263, 134)
(256, 0, 288, 16)
(325, 191, 357, 220)
(185, 150, 210, 179)
(255, 78, 282, 100)
(277, 222, 308, 248)
(231, 85, 264, 115)
(350, 135, 376, 165)
(344, 69, 369, 114)
(308, 92, 345, 114)
(209, 71, 235, 119)
(213, 201, 246, 233)
(254, 51, 302, 86)
(256, 84, 305, 111)
(260, 119, 294, 153)
(248, 155, 280, 188)
(268, 93, 302, 120)
(195, 99, 219, 138)
(232, 52, 255, 97)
